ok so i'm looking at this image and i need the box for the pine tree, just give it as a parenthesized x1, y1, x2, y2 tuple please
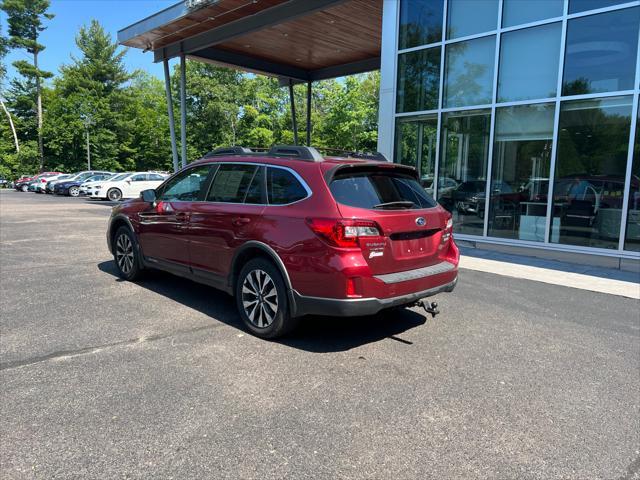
(0, 0, 54, 168)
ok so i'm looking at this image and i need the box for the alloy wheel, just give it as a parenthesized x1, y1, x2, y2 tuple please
(115, 233, 135, 275)
(108, 189, 122, 201)
(241, 269, 278, 328)
(69, 186, 80, 197)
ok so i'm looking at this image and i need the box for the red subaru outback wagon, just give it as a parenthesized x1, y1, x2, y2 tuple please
(107, 146, 459, 338)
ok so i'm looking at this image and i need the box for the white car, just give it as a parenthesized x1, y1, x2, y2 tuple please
(79, 173, 118, 195)
(34, 173, 68, 193)
(87, 172, 168, 201)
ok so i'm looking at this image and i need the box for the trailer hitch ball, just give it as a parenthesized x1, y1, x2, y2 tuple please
(418, 300, 440, 318)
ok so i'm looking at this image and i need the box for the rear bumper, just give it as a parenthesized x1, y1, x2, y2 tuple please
(290, 276, 457, 317)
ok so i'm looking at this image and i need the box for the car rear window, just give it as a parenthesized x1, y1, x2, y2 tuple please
(330, 168, 437, 210)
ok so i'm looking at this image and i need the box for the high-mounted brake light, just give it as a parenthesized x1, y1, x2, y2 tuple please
(306, 218, 382, 248)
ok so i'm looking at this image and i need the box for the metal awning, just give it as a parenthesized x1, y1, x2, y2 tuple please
(118, 0, 382, 83)
(118, 0, 382, 171)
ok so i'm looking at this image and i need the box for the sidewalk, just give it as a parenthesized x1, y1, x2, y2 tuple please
(459, 247, 640, 300)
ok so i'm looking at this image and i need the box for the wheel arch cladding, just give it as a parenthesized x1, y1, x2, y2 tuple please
(229, 242, 293, 295)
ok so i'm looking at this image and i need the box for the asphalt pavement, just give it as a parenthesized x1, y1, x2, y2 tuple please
(1, 189, 639, 480)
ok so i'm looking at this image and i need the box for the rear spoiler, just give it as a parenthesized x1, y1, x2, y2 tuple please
(324, 162, 419, 184)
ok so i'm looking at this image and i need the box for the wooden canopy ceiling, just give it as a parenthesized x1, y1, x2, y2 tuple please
(118, 0, 382, 82)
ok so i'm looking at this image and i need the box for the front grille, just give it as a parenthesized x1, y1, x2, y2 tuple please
(389, 229, 440, 241)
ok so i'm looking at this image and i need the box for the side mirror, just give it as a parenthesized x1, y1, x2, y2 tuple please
(141, 189, 156, 204)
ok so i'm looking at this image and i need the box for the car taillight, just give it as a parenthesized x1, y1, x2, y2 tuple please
(41, 178, 47, 182)
(441, 217, 453, 243)
(306, 218, 382, 248)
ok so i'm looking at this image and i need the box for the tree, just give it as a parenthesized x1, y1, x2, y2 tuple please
(1, 23, 20, 154)
(1, 0, 54, 167)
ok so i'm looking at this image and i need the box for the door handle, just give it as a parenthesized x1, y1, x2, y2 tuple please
(232, 217, 251, 226)
(176, 212, 190, 222)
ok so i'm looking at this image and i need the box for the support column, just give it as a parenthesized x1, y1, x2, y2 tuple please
(289, 81, 298, 146)
(180, 54, 188, 168)
(306, 81, 312, 146)
(163, 59, 179, 173)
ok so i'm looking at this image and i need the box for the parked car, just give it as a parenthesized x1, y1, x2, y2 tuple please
(83, 172, 130, 198)
(107, 146, 459, 339)
(33, 173, 68, 193)
(15, 172, 62, 192)
(88, 172, 167, 201)
(45, 174, 73, 193)
(74, 172, 116, 195)
(14, 175, 35, 192)
(53, 171, 113, 197)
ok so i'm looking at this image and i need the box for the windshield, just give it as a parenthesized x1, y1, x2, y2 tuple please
(330, 168, 438, 210)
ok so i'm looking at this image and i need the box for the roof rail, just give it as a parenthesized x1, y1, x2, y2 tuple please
(348, 151, 389, 162)
(204, 146, 253, 157)
(267, 145, 324, 162)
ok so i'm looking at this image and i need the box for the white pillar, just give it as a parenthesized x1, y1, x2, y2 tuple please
(376, 0, 400, 161)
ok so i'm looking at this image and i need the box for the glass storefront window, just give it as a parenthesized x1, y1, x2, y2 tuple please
(438, 110, 492, 235)
(562, 7, 640, 96)
(569, 0, 627, 14)
(498, 23, 561, 103)
(395, 116, 439, 195)
(447, 0, 498, 40)
(398, 0, 443, 50)
(502, 0, 563, 28)
(396, 47, 441, 113)
(624, 106, 639, 252)
(488, 104, 555, 241)
(444, 36, 495, 108)
(551, 96, 633, 249)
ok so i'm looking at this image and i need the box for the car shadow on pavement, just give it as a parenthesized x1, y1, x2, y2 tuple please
(98, 260, 427, 353)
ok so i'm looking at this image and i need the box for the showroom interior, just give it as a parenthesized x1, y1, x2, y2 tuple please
(377, 0, 639, 267)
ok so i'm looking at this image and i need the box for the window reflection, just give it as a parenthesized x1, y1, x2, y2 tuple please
(447, 0, 498, 39)
(438, 110, 492, 235)
(488, 104, 555, 241)
(624, 107, 639, 251)
(562, 7, 640, 96)
(551, 96, 633, 249)
(395, 116, 438, 195)
(399, 0, 443, 49)
(396, 47, 441, 113)
(498, 23, 561, 102)
(502, 0, 563, 27)
(444, 36, 496, 108)
(569, 0, 627, 14)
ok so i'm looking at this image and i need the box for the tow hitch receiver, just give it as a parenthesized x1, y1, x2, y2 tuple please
(417, 300, 440, 318)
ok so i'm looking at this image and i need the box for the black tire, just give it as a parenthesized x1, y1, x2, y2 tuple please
(68, 186, 80, 197)
(20, 184, 28, 192)
(235, 258, 297, 339)
(107, 188, 122, 202)
(113, 226, 144, 281)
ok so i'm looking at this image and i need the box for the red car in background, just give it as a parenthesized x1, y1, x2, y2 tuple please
(107, 146, 459, 339)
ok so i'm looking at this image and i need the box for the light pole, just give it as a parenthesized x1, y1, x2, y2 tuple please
(81, 114, 94, 170)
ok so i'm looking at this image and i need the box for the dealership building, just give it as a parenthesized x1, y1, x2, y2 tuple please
(120, 0, 640, 269)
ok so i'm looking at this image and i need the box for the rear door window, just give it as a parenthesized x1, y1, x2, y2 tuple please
(330, 168, 437, 210)
(207, 164, 257, 203)
(267, 167, 308, 205)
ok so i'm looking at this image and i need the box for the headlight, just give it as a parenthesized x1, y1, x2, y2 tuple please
(95, 186, 102, 190)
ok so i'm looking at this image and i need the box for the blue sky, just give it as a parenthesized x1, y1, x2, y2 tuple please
(2, 0, 177, 83)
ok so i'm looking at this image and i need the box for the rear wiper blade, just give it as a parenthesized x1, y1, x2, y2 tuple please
(373, 201, 415, 209)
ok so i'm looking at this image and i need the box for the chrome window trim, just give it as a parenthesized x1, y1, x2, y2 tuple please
(202, 161, 313, 207)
